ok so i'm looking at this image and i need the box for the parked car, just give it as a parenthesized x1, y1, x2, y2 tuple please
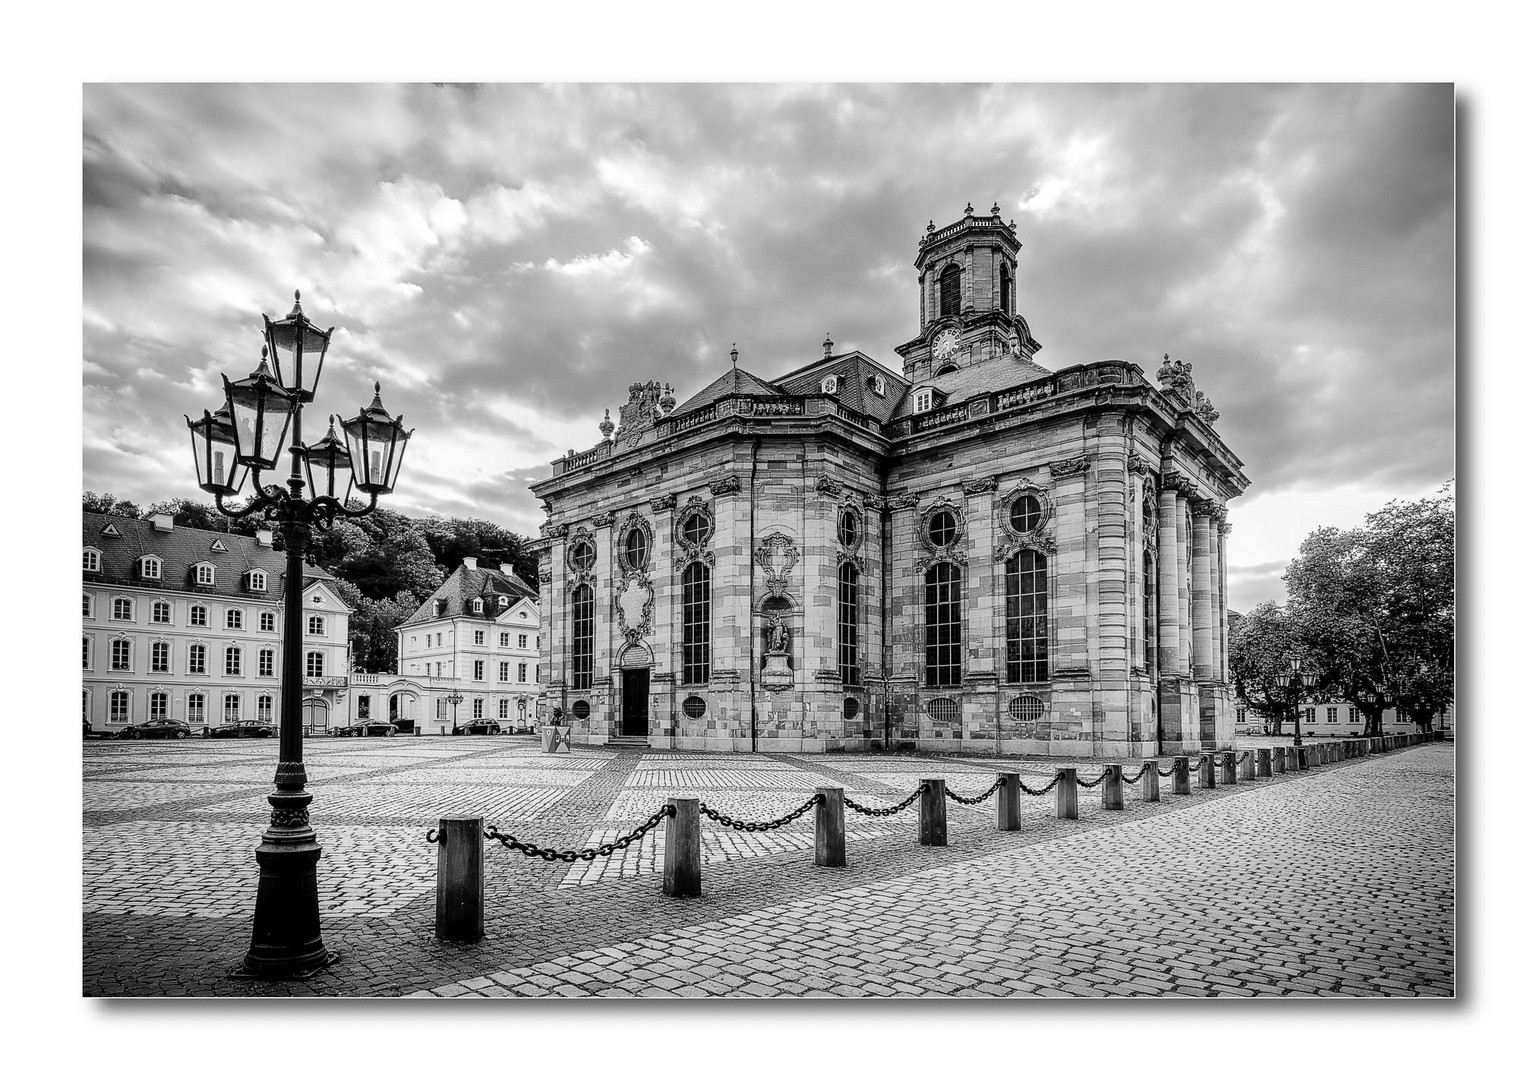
(120, 718, 195, 740)
(456, 720, 502, 736)
(331, 720, 398, 737)
(204, 721, 276, 739)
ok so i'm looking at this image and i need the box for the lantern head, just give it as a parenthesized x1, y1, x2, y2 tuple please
(263, 290, 333, 401)
(341, 382, 412, 495)
(222, 348, 296, 471)
(186, 405, 251, 497)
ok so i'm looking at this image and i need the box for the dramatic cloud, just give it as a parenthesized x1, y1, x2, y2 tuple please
(82, 83, 1453, 607)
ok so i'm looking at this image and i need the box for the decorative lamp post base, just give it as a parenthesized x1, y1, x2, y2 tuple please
(230, 796, 340, 980)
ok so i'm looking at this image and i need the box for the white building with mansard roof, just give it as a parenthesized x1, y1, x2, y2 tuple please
(528, 205, 1250, 756)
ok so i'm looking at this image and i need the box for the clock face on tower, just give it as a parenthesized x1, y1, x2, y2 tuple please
(933, 329, 961, 361)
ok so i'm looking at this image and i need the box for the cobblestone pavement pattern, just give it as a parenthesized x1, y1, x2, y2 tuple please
(83, 735, 1453, 998)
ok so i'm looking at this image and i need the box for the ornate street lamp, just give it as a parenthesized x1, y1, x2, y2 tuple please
(187, 291, 413, 980)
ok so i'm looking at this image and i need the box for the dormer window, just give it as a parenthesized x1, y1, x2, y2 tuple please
(83, 548, 101, 573)
(820, 374, 840, 394)
(870, 375, 887, 397)
(210, 538, 229, 553)
(913, 388, 934, 414)
(194, 563, 215, 587)
(247, 569, 267, 592)
(433, 598, 446, 617)
(471, 598, 484, 615)
(139, 555, 162, 581)
(497, 596, 510, 610)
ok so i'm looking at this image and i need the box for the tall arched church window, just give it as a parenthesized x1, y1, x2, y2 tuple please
(571, 583, 594, 691)
(1004, 550, 1049, 683)
(837, 562, 859, 686)
(1000, 263, 1012, 316)
(681, 562, 711, 684)
(939, 265, 961, 319)
(924, 562, 963, 686)
(1143, 550, 1158, 673)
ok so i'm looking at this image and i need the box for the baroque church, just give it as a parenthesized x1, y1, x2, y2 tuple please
(528, 204, 1249, 756)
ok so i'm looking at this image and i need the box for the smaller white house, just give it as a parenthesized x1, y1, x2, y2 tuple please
(1235, 701, 1455, 738)
(352, 557, 541, 732)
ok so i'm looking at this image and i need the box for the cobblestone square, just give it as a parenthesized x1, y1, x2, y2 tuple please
(82, 734, 1455, 998)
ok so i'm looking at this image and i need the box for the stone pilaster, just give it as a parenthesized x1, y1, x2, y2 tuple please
(1156, 486, 1181, 674)
(1191, 506, 1214, 680)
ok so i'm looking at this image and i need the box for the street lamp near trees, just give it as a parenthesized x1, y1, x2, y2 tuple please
(1284, 655, 1316, 747)
(185, 291, 412, 980)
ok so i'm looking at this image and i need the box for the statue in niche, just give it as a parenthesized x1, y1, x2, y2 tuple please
(761, 614, 793, 691)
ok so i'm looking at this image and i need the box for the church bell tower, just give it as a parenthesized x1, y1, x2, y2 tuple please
(895, 202, 1042, 382)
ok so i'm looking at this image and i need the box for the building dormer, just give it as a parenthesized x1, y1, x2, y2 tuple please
(83, 547, 102, 574)
(246, 569, 267, 592)
(470, 597, 485, 615)
(912, 386, 943, 415)
(191, 562, 216, 589)
(138, 554, 162, 581)
(433, 598, 447, 618)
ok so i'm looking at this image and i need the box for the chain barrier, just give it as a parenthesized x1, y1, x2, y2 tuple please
(1021, 775, 1061, 797)
(1238, 751, 1251, 763)
(425, 828, 439, 844)
(945, 776, 1007, 805)
(1122, 763, 1151, 783)
(483, 803, 674, 863)
(699, 793, 823, 832)
(1075, 768, 1109, 789)
(1157, 765, 1177, 777)
(845, 783, 929, 817)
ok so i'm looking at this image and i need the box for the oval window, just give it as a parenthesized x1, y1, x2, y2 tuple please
(621, 527, 649, 571)
(926, 697, 960, 723)
(1007, 694, 1046, 724)
(837, 509, 859, 548)
(681, 512, 709, 547)
(1009, 494, 1042, 533)
(682, 695, 707, 719)
(570, 541, 595, 571)
(843, 696, 861, 720)
(571, 699, 591, 720)
(927, 509, 957, 547)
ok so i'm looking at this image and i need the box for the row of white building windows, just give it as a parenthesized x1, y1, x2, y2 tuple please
(88, 688, 275, 724)
(85, 594, 327, 635)
(412, 659, 538, 683)
(84, 638, 328, 678)
(1236, 706, 1361, 724)
(412, 630, 537, 649)
(83, 549, 263, 590)
(433, 697, 531, 721)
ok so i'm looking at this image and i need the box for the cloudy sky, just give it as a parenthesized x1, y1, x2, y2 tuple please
(82, 83, 1453, 610)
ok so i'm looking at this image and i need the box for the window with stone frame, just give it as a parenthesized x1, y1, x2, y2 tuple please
(139, 555, 162, 580)
(258, 695, 273, 723)
(1004, 549, 1049, 683)
(149, 692, 168, 721)
(111, 638, 131, 671)
(150, 641, 170, 674)
(189, 604, 208, 628)
(109, 690, 130, 724)
(224, 694, 240, 723)
(473, 698, 484, 720)
(474, 660, 485, 681)
(112, 597, 133, 621)
(259, 648, 275, 678)
(500, 632, 509, 647)
(924, 562, 963, 687)
(84, 593, 95, 619)
(570, 584, 594, 690)
(518, 662, 527, 682)
(224, 646, 241, 677)
(306, 651, 324, 678)
(939, 264, 961, 318)
(499, 661, 509, 682)
(187, 693, 205, 725)
(82, 636, 91, 669)
(188, 644, 207, 675)
(226, 608, 243, 630)
(195, 564, 215, 586)
(474, 630, 485, 645)
(152, 600, 172, 624)
(837, 562, 859, 686)
(83, 548, 101, 573)
(1143, 550, 1158, 673)
(308, 615, 325, 636)
(681, 562, 711, 685)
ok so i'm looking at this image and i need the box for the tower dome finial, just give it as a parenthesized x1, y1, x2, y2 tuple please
(730, 343, 739, 366)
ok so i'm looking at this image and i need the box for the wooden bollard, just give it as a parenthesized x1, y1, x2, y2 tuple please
(1173, 757, 1191, 795)
(1257, 748, 1273, 777)
(1198, 754, 1216, 789)
(1297, 745, 1310, 770)
(1272, 746, 1286, 773)
(998, 772, 1021, 831)
(1239, 750, 1253, 781)
(815, 786, 845, 868)
(1141, 760, 1160, 802)
(435, 815, 484, 944)
(919, 778, 947, 846)
(1283, 747, 1297, 771)
(1103, 765, 1124, 810)
(1055, 768, 1079, 819)
(664, 797, 701, 897)
(1221, 751, 1238, 785)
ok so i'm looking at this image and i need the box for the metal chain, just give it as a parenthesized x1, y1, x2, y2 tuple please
(484, 803, 675, 863)
(1157, 765, 1177, 777)
(699, 793, 823, 832)
(1021, 775, 1061, 796)
(1238, 751, 1251, 763)
(425, 828, 439, 844)
(1122, 763, 1151, 783)
(1075, 769, 1107, 789)
(845, 783, 929, 817)
(945, 776, 1007, 805)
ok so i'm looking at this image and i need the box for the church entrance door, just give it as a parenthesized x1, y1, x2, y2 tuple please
(621, 669, 650, 737)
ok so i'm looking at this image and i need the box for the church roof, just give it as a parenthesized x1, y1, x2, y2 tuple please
(671, 365, 784, 415)
(399, 560, 538, 627)
(892, 356, 1056, 419)
(772, 351, 910, 425)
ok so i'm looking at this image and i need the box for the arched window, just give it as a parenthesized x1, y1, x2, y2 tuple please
(187, 693, 205, 725)
(570, 540, 596, 571)
(188, 643, 207, 674)
(1000, 263, 1012, 316)
(152, 600, 172, 624)
(924, 563, 963, 686)
(571, 583, 594, 691)
(1143, 550, 1158, 673)
(939, 264, 961, 318)
(837, 509, 859, 549)
(226, 608, 243, 630)
(257, 695, 273, 723)
(681, 562, 711, 684)
(248, 570, 267, 592)
(259, 648, 275, 678)
(679, 513, 709, 549)
(224, 646, 242, 676)
(139, 555, 162, 580)
(224, 694, 240, 723)
(308, 615, 325, 635)
(838, 562, 859, 686)
(1004, 550, 1049, 683)
(109, 690, 130, 724)
(189, 604, 208, 628)
(149, 692, 168, 720)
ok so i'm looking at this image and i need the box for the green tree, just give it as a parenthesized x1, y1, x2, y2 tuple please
(1230, 602, 1311, 737)
(1284, 485, 1454, 735)
(419, 515, 538, 585)
(82, 491, 143, 518)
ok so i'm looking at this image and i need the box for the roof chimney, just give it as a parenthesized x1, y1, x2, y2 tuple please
(500, 563, 515, 576)
(255, 528, 274, 548)
(151, 514, 174, 532)
(463, 555, 478, 569)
